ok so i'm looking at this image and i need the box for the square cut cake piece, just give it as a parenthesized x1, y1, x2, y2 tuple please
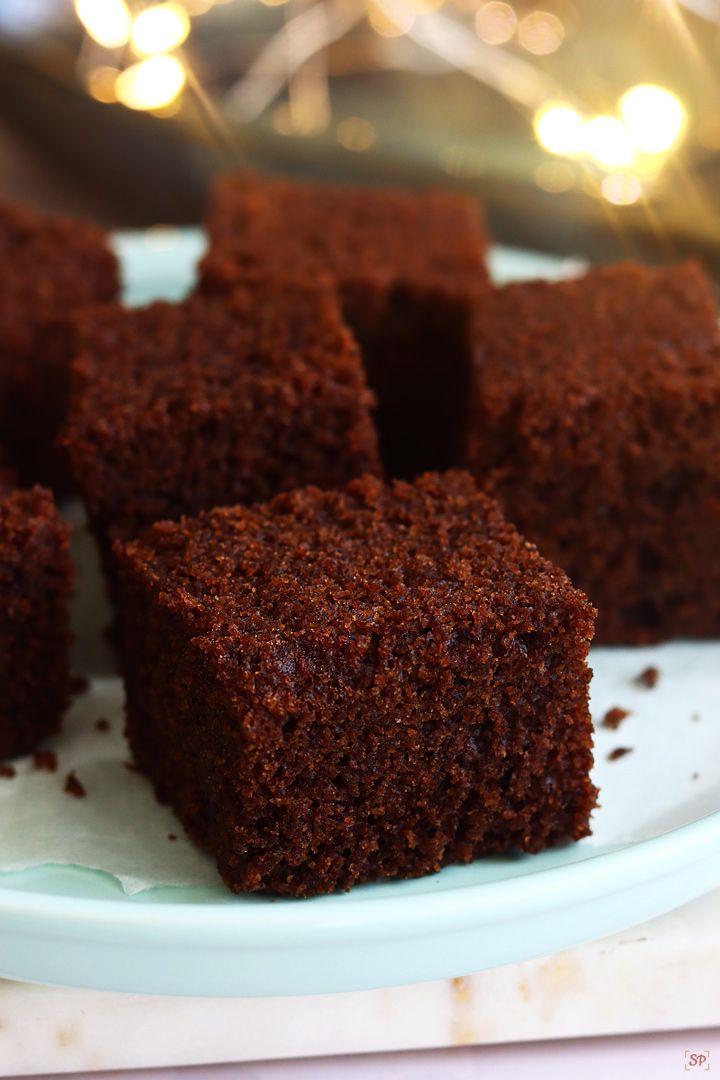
(200, 171, 489, 478)
(0, 474, 73, 760)
(117, 472, 596, 897)
(0, 199, 118, 487)
(466, 260, 720, 644)
(64, 277, 381, 581)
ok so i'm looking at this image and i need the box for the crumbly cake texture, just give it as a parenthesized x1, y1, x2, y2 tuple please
(64, 277, 381, 580)
(200, 171, 489, 478)
(466, 260, 720, 644)
(0, 199, 118, 486)
(0, 481, 73, 760)
(117, 471, 596, 898)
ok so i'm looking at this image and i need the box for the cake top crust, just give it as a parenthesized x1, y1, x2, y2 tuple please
(0, 484, 69, 561)
(119, 472, 594, 660)
(69, 276, 373, 425)
(472, 261, 720, 401)
(202, 171, 487, 293)
(0, 199, 118, 321)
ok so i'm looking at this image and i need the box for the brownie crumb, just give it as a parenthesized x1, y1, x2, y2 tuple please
(70, 673, 90, 697)
(692, 772, 700, 780)
(691, 713, 701, 722)
(0, 764, 16, 778)
(64, 771, 86, 798)
(602, 707, 630, 730)
(33, 749, 58, 772)
(608, 747, 633, 762)
(167, 833, 177, 841)
(95, 718, 111, 733)
(636, 666, 659, 689)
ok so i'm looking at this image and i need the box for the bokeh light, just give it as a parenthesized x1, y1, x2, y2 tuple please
(115, 54, 187, 110)
(517, 10, 564, 55)
(584, 115, 634, 168)
(601, 173, 643, 206)
(619, 84, 687, 154)
(86, 66, 120, 103)
(534, 103, 585, 157)
(131, 4, 191, 56)
(75, 0, 131, 48)
(367, 1, 415, 37)
(336, 117, 376, 151)
(475, 2, 517, 45)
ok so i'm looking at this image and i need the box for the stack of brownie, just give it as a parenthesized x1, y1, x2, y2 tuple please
(4, 169, 719, 898)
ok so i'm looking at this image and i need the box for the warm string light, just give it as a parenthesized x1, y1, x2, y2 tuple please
(116, 54, 187, 110)
(131, 4, 191, 55)
(533, 83, 688, 205)
(75, 0, 131, 49)
(79, 1, 202, 112)
(74, 0, 691, 211)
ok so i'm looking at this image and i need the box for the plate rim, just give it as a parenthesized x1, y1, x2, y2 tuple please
(1, 809, 719, 942)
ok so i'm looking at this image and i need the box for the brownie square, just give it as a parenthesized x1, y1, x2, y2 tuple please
(0, 200, 118, 486)
(64, 277, 381, 580)
(0, 478, 73, 760)
(200, 171, 488, 478)
(117, 472, 596, 897)
(466, 261, 720, 644)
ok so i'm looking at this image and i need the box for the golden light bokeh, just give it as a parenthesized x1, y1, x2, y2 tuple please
(601, 173, 643, 206)
(583, 115, 634, 168)
(475, 1, 517, 45)
(86, 65, 120, 103)
(131, 3, 191, 56)
(619, 83, 687, 154)
(534, 103, 585, 157)
(272, 100, 328, 136)
(336, 117, 376, 151)
(367, 1, 415, 38)
(517, 10, 564, 55)
(115, 54, 187, 110)
(75, 0, 131, 49)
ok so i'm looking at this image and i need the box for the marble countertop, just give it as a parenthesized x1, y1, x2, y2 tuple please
(2, 887, 720, 1077)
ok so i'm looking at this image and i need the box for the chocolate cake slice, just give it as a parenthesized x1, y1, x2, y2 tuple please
(466, 260, 720, 644)
(117, 471, 596, 897)
(0, 199, 118, 486)
(0, 473, 73, 760)
(200, 171, 488, 477)
(64, 276, 381, 588)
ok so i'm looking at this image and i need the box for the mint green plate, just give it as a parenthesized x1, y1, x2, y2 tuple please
(0, 229, 718, 998)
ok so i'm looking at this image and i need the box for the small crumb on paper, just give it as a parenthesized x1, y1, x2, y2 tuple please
(64, 771, 86, 799)
(33, 749, 58, 772)
(608, 747, 633, 762)
(602, 707, 630, 730)
(95, 718, 111, 733)
(636, 666, 659, 689)
(0, 764, 16, 779)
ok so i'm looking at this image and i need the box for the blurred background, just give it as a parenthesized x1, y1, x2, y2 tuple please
(1, 0, 720, 265)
